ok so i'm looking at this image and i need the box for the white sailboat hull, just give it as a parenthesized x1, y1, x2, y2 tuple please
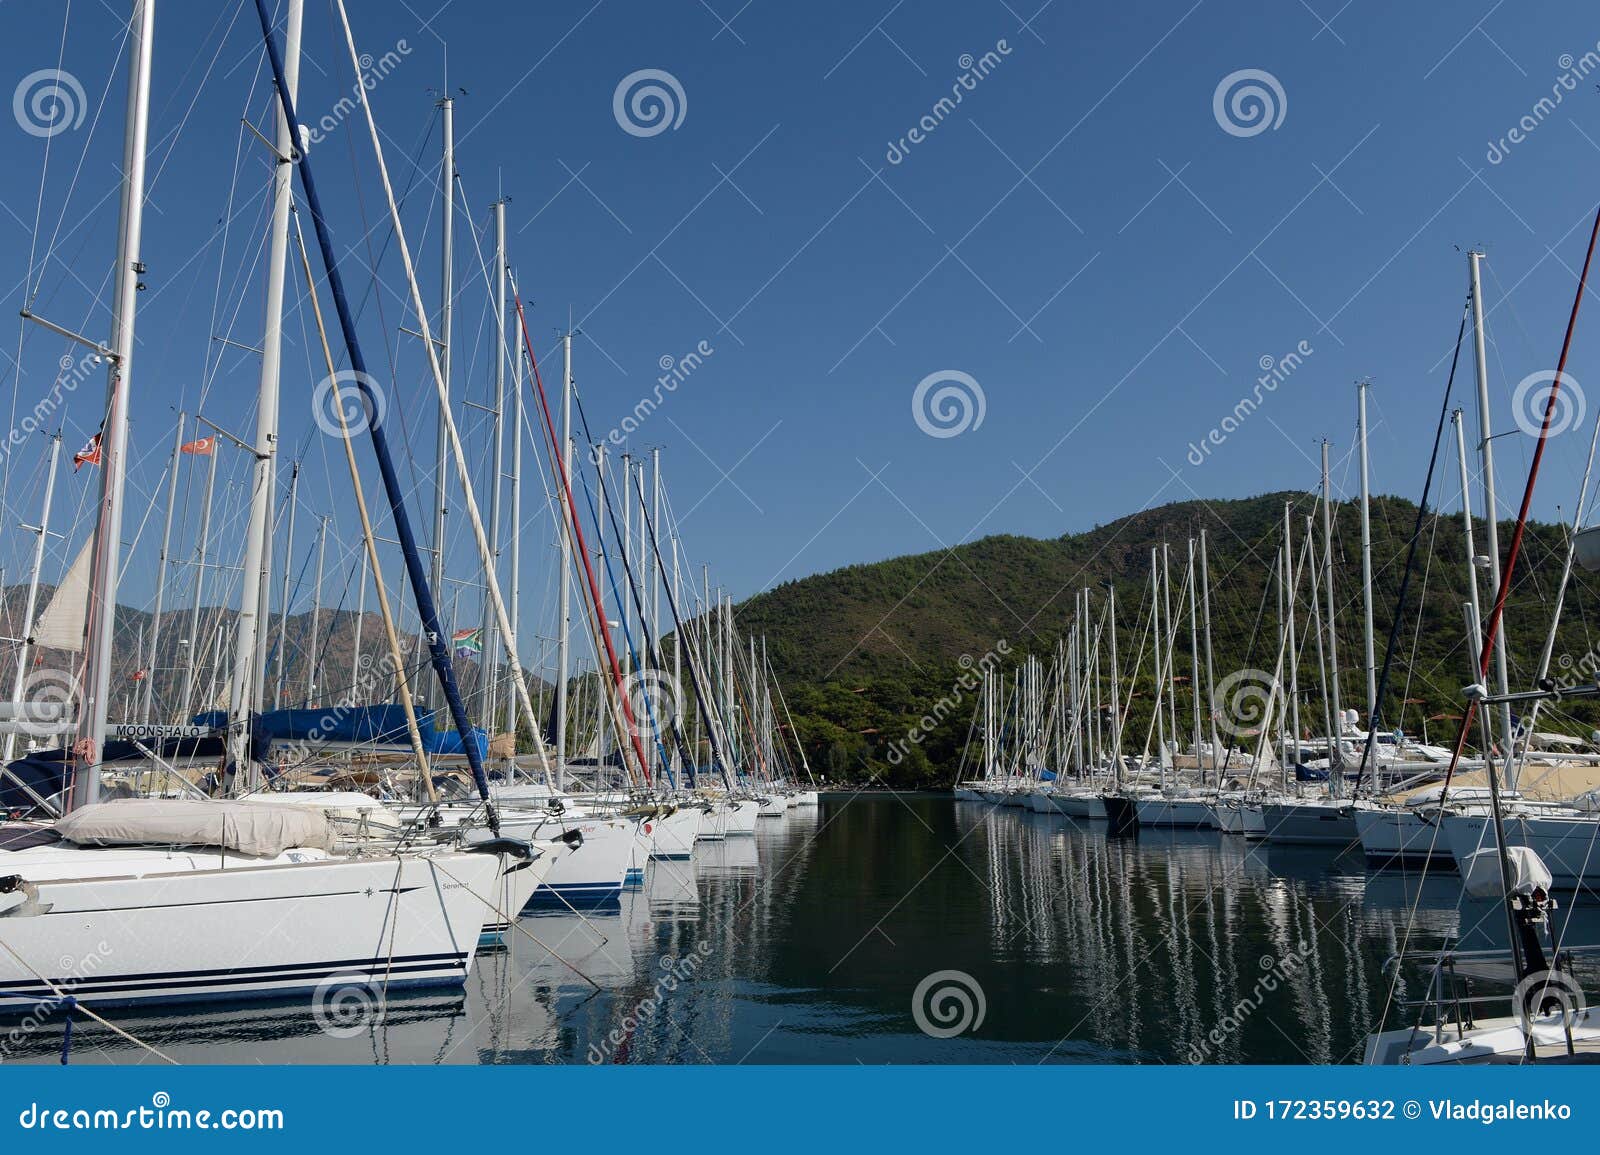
(1443, 812, 1600, 886)
(419, 807, 640, 902)
(1209, 797, 1265, 836)
(649, 806, 701, 859)
(0, 850, 501, 1010)
(696, 802, 730, 841)
(536, 818, 640, 901)
(1366, 1008, 1600, 1065)
(726, 800, 760, 835)
(1134, 797, 1214, 828)
(1055, 792, 1107, 819)
(1259, 800, 1359, 847)
(1354, 804, 1452, 867)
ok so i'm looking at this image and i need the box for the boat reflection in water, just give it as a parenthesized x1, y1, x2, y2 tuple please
(7, 796, 1581, 1064)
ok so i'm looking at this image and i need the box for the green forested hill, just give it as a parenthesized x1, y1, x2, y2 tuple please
(739, 492, 1600, 786)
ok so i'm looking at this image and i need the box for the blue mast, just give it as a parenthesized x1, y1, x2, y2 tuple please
(251, 0, 496, 828)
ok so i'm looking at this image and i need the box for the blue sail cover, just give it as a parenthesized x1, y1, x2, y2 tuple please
(191, 705, 487, 760)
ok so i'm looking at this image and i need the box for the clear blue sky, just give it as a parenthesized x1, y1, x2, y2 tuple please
(3, 0, 1600, 667)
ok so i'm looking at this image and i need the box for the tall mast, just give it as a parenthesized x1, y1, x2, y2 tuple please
(1161, 542, 1177, 755)
(1187, 539, 1200, 763)
(593, 441, 609, 772)
(621, 454, 634, 676)
(1357, 381, 1377, 724)
(141, 417, 182, 723)
(1468, 251, 1515, 747)
(1275, 537, 1285, 769)
(671, 528, 683, 783)
(1067, 592, 1081, 770)
(503, 222, 522, 741)
(257, 0, 500, 817)
(1150, 548, 1165, 772)
(972, 662, 985, 777)
(554, 331, 573, 767)
(481, 197, 507, 732)
(306, 514, 327, 704)
(429, 93, 454, 710)
(290, 205, 436, 798)
(178, 429, 219, 720)
(1320, 439, 1344, 793)
(1283, 503, 1301, 767)
(273, 460, 298, 709)
(1088, 590, 1102, 768)
(1198, 529, 1217, 776)
(74, 0, 155, 807)
(349, 550, 366, 702)
(228, 0, 299, 774)
(5, 434, 61, 762)
(1108, 581, 1121, 787)
(707, 563, 720, 767)
(651, 449, 662, 699)
(1452, 408, 1493, 753)
(329, 18, 556, 784)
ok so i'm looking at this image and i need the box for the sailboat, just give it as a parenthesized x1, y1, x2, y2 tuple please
(0, 0, 551, 1010)
(1260, 445, 1360, 848)
(1365, 217, 1600, 1063)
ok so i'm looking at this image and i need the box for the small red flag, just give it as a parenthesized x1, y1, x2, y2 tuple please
(180, 435, 215, 456)
(72, 432, 102, 471)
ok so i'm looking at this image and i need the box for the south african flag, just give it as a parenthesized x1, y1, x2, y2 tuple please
(452, 627, 482, 657)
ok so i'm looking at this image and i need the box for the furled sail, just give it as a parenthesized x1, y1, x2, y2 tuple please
(31, 538, 92, 652)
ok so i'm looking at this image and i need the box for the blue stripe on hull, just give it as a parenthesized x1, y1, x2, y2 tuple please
(0, 954, 470, 1013)
(525, 881, 625, 907)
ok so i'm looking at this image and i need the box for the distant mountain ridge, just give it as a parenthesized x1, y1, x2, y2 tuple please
(734, 492, 1600, 783)
(6, 491, 1596, 784)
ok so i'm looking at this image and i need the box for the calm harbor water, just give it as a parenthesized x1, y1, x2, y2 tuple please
(10, 793, 1599, 1065)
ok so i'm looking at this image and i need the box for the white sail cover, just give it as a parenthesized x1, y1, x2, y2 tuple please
(1461, 846, 1553, 899)
(54, 799, 333, 856)
(31, 538, 92, 652)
